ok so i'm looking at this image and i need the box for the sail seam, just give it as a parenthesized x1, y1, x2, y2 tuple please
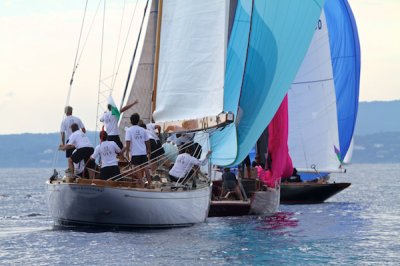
(292, 78, 333, 85)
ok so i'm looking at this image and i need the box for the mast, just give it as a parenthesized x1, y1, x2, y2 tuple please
(151, 0, 163, 116)
(118, 0, 159, 134)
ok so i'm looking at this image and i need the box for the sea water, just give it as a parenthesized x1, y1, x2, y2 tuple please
(0, 164, 399, 265)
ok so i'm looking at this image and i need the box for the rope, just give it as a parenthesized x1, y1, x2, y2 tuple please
(120, 0, 150, 110)
(110, 0, 127, 89)
(95, 0, 107, 147)
(111, 0, 140, 91)
(108, 130, 213, 183)
(52, 0, 89, 171)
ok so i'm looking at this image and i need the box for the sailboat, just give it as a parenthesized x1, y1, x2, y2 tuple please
(46, 0, 233, 228)
(208, 0, 325, 217)
(281, 0, 361, 204)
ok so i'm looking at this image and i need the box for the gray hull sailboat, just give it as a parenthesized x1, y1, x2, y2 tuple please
(46, 0, 232, 228)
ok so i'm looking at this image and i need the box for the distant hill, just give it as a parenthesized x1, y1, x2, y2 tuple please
(355, 100, 400, 135)
(0, 132, 97, 168)
(351, 132, 400, 164)
(0, 100, 399, 167)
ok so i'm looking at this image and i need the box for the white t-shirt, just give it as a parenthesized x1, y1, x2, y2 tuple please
(169, 153, 207, 178)
(74, 160, 85, 175)
(167, 133, 194, 146)
(146, 123, 160, 141)
(68, 131, 93, 149)
(125, 125, 149, 156)
(100, 111, 119, 136)
(91, 141, 121, 168)
(60, 115, 85, 140)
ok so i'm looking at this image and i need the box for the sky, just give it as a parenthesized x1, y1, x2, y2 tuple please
(1, 0, 399, 134)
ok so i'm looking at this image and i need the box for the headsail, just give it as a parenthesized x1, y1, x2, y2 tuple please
(210, 0, 252, 165)
(267, 95, 292, 185)
(325, 0, 361, 160)
(152, 0, 229, 124)
(288, 10, 341, 173)
(231, 0, 325, 166)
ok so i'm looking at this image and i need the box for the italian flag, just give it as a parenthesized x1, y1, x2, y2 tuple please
(108, 95, 120, 120)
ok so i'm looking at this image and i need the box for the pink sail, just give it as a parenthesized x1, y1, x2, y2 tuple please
(261, 95, 293, 187)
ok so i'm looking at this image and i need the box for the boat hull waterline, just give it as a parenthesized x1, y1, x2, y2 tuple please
(46, 181, 212, 228)
(208, 188, 280, 217)
(280, 182, 351, 204)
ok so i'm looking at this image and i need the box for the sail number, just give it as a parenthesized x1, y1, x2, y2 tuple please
(315, 19, 322, 30)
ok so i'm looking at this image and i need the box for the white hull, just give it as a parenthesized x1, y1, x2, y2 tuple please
(249, 187, 280, 215)
(46, 181, 211, 228)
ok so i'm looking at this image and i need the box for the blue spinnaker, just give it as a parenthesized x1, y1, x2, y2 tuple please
(232, 0, 325, 166)
(325, 0, 361, 160)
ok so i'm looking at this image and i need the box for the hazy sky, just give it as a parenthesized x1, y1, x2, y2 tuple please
(1, 0, 399, 134)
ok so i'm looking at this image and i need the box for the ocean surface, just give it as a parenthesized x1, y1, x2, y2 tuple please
(1, 164, 399, 265)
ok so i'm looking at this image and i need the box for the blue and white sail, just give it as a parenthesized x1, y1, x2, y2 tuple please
(325, 0, 361, 161)
(210, 0, 252, 165)
(288, 11, 342, 173)
(227, 0, 325, 166)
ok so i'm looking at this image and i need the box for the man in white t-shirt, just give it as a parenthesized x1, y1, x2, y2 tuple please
(59, 123, 95, 178)
(60, 106, 85, 160)
(146, 121, 165, 173)
(91, 131, 124, 180)
(125, 113, 152, 186)
(169, 148, 211, 184)
(100, 99, 138, 149)
(167, 133, 194, 147)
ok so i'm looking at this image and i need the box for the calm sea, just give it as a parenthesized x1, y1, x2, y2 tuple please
(1, 164, 399, 265)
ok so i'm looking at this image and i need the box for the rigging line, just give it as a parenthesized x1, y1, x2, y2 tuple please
(292, 78, 333, 85)
(111, 0, 141, 92)
(236, 0, 254, 118)
(76, 0, 103, 68)
(110, 0, 127, 90)
(67, 0, 89, 96)
(95, 0, 107, 147)
(53, 0, 89, 170)
(120, 0, 150, 110)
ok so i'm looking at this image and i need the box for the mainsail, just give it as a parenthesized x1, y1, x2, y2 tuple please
(325, 0, 361, 160)
(119, 0, 157, 133)
(152, 0, 229, 123)
(288, 10, 341, 173)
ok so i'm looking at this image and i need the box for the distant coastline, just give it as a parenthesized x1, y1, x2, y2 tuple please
(1, 100, 399, 167)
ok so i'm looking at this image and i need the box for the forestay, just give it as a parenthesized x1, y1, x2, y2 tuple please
(288, 11, 341, 172)
(119, 0, 157, 135)
(152, 0, 229, 123)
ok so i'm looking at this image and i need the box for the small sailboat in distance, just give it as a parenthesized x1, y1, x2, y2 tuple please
(281, 0, 360, 204)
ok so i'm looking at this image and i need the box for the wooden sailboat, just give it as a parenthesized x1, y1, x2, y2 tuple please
(46, 0, 232, 228)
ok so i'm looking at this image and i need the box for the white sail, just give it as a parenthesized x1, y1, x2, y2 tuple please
(343, 137, 354, 164)
(288, 11, 341, 172)
(119, 0, 157, 134)
(152, 0, 228, 123)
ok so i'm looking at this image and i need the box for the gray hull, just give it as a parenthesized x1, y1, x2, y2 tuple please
(249, 187, 280, 215)
(46, 181, 211, 228)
